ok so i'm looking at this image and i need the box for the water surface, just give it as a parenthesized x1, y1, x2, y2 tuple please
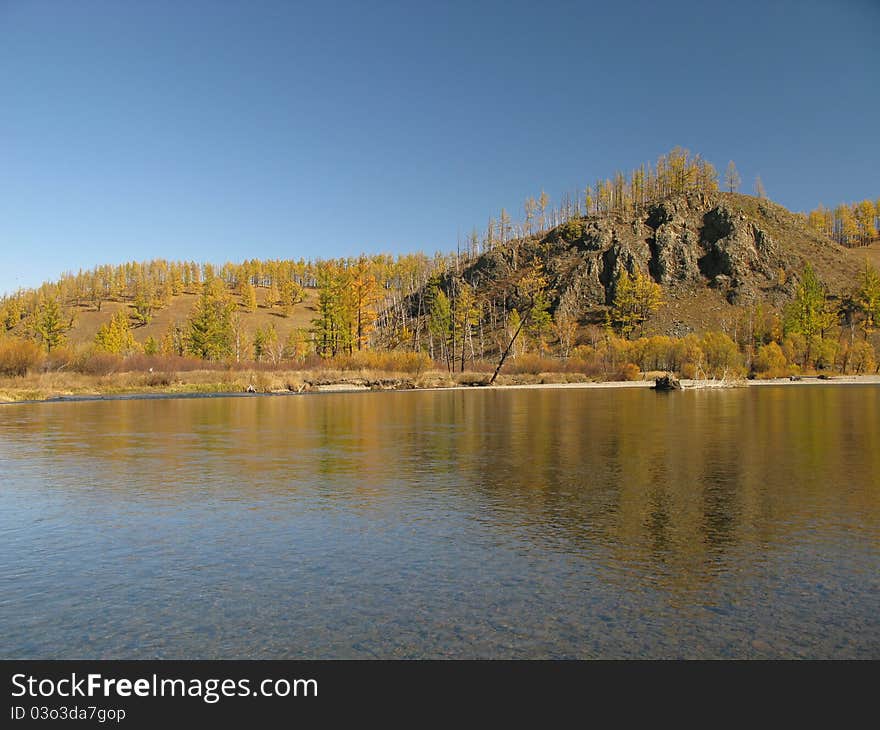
(1, 386, 878, 658)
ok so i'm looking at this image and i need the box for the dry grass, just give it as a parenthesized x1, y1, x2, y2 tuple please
(65, 287, 320, 349)
(0, 364, 601, 402)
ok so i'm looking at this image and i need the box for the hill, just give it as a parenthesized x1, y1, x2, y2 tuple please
(0, 143, 877, 386)
(454, 191, 869, 339)
(64, 287, 320, 350)
(1, 192, 876, 356)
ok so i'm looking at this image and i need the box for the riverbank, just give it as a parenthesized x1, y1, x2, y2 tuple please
(1, 368, 878, 404)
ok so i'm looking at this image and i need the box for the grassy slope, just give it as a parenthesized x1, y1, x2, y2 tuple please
(67, 287, 319, 347)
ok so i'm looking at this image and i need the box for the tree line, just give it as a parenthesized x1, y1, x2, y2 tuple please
(1, 147, 877, 375)
(806, 199, 879, 247)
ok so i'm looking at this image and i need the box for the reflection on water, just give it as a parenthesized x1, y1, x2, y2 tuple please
(0, 386, 878, 658)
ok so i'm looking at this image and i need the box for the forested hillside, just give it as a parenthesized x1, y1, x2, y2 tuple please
(1, 148, 879, 386)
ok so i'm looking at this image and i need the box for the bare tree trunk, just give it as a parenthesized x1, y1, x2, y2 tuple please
(490, 312, 528, 385)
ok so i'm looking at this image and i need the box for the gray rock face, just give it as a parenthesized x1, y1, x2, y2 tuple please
(651, 223, 700, 284)
(526, 194, 790, 316)
(439, 191, 856, 333)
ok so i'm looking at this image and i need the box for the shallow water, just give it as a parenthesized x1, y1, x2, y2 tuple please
(1, 386, 878, 658)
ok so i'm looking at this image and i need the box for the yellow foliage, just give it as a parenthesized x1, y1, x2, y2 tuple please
(753, 342, 789, 378)
(0, 337, 43, 376)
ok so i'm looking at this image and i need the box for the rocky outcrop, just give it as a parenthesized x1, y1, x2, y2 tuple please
(468, 192, 859, 325)
(416, 191, 863, 338)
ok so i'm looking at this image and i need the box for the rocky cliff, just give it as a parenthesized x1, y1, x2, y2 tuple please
(461, 192, 865, 334)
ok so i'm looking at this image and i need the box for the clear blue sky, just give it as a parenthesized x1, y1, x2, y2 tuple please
(1, 0, 877, 295)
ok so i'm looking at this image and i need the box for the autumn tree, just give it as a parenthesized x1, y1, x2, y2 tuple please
(311, 262, 354, 357)
(855, 200, 877, 244)
(265, 280, 280, 310)
(784, 264, 837, 367)
(132, 274, 155, 326)
(724, 161, 741, 193)
(34, 296, 71, 352)
(187, 279, 237, 360)
(611, 270, 664, 338)
(2, 297, 22, 331)
(525, 285, 552, 353)
(253, 324, 279, 363)
(538, 190, 550, 230)
(453, 280, 481, 370)
(242, 282, 258, 313)
(427, 283, 452, 367)
(94, 310, 137, 354)
(349, 258, 379, 350)
(754, 176, 767, 199)
(553, 295, 579, 358)
(161, 321, 188, 356)
(279, 280, 305, 317)
(854, 261, 880, 338)
(143, 336, 159, 355)
(284, 328, 310, 361)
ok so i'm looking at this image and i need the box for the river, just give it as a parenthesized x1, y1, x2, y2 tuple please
(1, 386, 878, 658)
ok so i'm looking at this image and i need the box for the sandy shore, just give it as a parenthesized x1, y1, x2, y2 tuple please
(745, 374, 880, 386)
(1, 373, 878, 405)
(495, 374, 880, 390)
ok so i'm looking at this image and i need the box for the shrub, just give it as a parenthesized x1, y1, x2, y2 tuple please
(616, 362, 641, 381)
(123, 353, 226, 372)
(700, 331, 743, 377)
(850, 341, 876, 374)
(813, 338, 838, 371)
(555, 219, 585, 241)
(502, 353, 568, 375)
(753, 342, 788, 378)
(142, 372, 172, 387)
(674, 335, 704, 378)
(328, 350, 433, 374)
(74, 350, 122, 375)
(43, 346, 76, 372)
(0, 337, 43, 376)
(782, 333, 808, 369)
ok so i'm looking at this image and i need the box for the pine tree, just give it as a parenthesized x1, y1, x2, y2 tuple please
(854, 261, 880, 338)
(784, 264, 836, 366)
(2, 297, 22, 331)
(254, 324, 280, 363)
(427, 284, 452, 368)
(552, 297, 578, 358)
(855, 200, 877, 244)
(132, 274, 155, 326)
(34, 296, 71, 352)
(94, 309, 137, 354)
(526, 289, 552, 353)
(160, 321, 187, 356)
(724, 161, 741, 193)
(754, 175, 767, 199)
(453, 280, 480, 371)
(349, 258, 379, 350)
(283, 328, 310, 361)
(611, 270, 663, 338)
(242, 282, 258, 313)
(187, 279, 236, 360)
(266, 280, 280, 310)
(279, 280, 305, 317)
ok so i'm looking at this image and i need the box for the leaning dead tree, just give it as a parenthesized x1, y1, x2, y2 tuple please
(489, 310, 530, 385)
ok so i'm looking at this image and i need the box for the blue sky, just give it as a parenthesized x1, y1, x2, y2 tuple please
(1, 0, 878, 295)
